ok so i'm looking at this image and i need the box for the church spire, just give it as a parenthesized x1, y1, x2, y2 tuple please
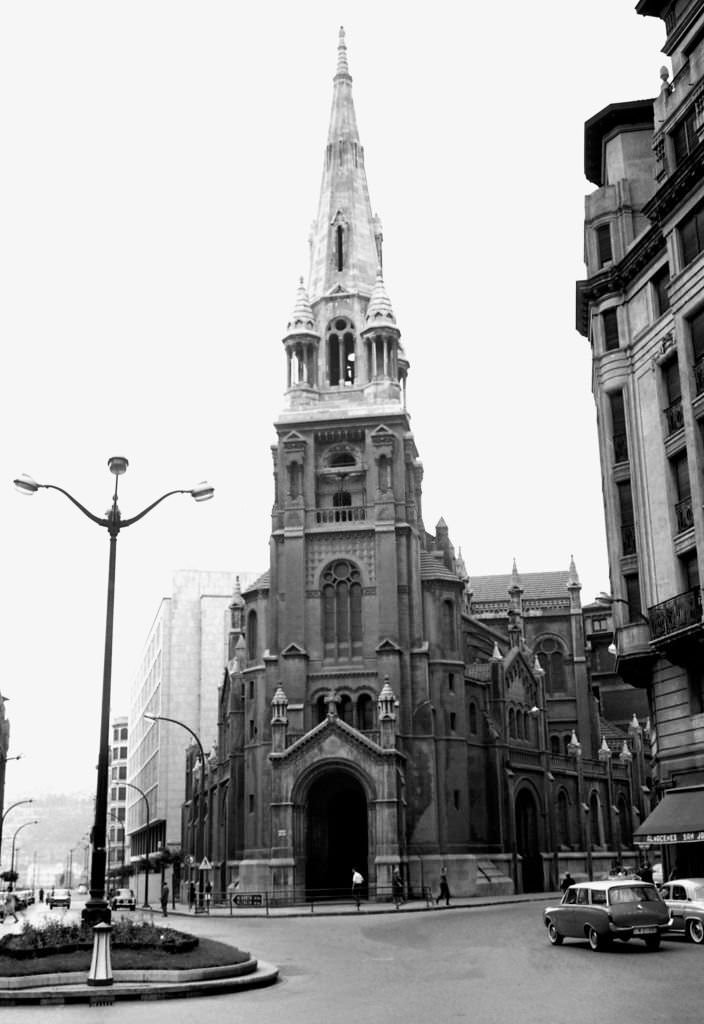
(308, 27, 380, 303)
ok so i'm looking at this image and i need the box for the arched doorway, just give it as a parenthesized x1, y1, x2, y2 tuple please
(515, 787, 543, 893)
(305, 769, 368, 899)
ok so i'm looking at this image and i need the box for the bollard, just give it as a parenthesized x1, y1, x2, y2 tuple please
(87, 921, 113, 987)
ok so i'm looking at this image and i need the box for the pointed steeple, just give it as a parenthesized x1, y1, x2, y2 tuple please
(285, 278, 317, 338)
(308, 28, 380, 302)
(365, 267, 398, 328)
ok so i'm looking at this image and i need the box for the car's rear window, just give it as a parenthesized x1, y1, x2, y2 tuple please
(591, 889, 607, 905)
(609, 885, 659, 904)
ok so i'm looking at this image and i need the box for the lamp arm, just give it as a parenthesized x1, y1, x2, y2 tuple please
(42, 484, 108, 527)
(121, 490, 189, 529)
(146, 714, 205, 763)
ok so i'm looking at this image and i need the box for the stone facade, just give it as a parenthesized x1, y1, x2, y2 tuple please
(576, 1, 704, 876)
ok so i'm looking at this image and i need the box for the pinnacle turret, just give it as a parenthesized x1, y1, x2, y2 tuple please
(365, 267, 398, 328)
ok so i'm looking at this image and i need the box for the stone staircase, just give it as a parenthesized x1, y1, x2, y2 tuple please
(475, 859, 514, 896)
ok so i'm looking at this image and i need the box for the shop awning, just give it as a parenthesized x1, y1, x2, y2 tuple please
(634, 785, 704, 845)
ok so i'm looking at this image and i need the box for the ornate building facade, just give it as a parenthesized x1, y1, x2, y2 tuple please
(576, 1, 704, 877)
(181, 29, 650, 901)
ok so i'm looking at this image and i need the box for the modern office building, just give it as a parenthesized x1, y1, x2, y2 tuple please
(106, 716, 129, 884)
(130, 569, 256, 898)
(576, 1, 704, 875)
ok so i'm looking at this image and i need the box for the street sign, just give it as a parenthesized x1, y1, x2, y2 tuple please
(199, 858, 212, 870)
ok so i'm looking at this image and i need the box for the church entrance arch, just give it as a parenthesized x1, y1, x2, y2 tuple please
(515, 786, 543, 893)
(304, 768, 368, 899)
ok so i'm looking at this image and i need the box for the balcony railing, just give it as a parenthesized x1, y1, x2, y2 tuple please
(664, 398, 684, 436)
(649, 586, 703, 641)
(621, 523, 637, 556)
(315, 505, 366, 524)
(613, 432, 629, 464)
(675, 495, 694, 533)
(695, 357, 704, 397)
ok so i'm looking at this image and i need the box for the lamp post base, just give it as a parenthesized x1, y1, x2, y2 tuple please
(82, 899, 112, 928)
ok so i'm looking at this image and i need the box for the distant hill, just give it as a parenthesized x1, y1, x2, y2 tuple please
(2, 792, 94, 888)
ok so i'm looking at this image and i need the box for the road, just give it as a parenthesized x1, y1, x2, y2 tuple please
(3, 900, 699, 1023)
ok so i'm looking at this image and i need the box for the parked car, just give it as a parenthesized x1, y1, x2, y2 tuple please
(13, 890, 35, 910)
(544, 880, 671, 952)
(659, 878, 704, 944)
(110, 888, 136, 911)
(48, 888, 71, 910)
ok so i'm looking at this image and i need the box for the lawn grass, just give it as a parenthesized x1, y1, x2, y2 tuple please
(0, 937, 251, 977)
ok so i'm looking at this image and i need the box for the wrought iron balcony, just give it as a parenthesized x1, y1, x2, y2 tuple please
(675, 495, 694, 533)
(649, 586, 703, 642)
(664, 398, 684, 436)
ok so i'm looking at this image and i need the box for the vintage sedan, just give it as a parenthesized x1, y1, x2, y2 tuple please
(544, 880, 671, 952)
(110, 888, 136, 911)
(659, 878, 704, 943)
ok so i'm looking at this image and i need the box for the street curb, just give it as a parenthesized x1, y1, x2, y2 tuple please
(0, 959, 279, 1005)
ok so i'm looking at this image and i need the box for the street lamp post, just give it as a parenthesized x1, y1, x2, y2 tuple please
(596, 593, 650, 656)
(124, 782, 151, 908)
(14, 459, 214, 925)
(10, 820, 38, 882)
(143, 713, 206, 905)
(0, 755, 24, 861)
(107, 812, 126, 882)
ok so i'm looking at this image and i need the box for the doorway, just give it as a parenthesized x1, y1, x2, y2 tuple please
(515, 787, 543, 892)
(305, 769, 368, 899)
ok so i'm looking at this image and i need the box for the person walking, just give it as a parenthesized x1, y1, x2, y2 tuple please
(436, 865, 451, 907)
(160, 881, 169, 917)
(351, 868, 364, 910)
(391, 868, 404, 908)
(188, 880, 196, 911)
(38, 887, 44, 904)
(560, 871, 575, 893)
(3, 891, 19, 924)
(204, 880, 212, 913)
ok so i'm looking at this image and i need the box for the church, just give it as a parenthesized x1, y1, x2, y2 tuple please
(182, 29, 646, 901)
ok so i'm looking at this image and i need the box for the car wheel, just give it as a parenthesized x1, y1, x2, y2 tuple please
(644, 935, 661, 952)
(547, 921, 564, 946)
(587, 927, 606, 952)
(686, 918, 704, 944)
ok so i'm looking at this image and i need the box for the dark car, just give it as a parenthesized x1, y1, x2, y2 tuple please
(48, 888, 71, 910)
(110, 888, 136, 911)
(544, 880, 671, 951)
(659, 878, 704, 944)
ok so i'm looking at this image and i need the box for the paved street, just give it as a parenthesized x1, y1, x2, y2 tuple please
(1, 899, 700, 1023)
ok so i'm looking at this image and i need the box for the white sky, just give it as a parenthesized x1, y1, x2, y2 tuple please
(1, 2, 667, 815)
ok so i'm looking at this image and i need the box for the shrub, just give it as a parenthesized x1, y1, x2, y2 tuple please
(0, 918, 198, 959)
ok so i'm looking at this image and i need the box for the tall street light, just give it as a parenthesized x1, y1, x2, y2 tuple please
(143, 713, 206, 903)
(0, 752, 24, 860)
(124, 781, 151, 908)
(10, 819, 38, 883)
(14, 459, 214, 925)
(0, 798, 32, 869)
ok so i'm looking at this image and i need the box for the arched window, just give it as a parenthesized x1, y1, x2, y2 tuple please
(358, 694, 374, 731)
(246, 610, 258, 662)
(327, 318, 356, 386)
(617, 795, 632, 846)
(550, 735, 561, 756)
(339, 694, 353, 724)
(336, 224, 344, 271)
(441, 600, 456, 651)
(557, 790, 570, 847)
(322, 560, 363, 659)
(469, 703, 477, 734)
(536, 637, 567, 694)
(315, 695, 327, 723)
(508, 707, 516, 738)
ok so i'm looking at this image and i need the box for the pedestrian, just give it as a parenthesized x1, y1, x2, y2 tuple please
(560, 872, 574, 893)
(3, 891, 18, 924)
(160, 881, 169, 917)
(391, 868, 404, 908)
(351, 868, 364, 909)
(38, 887, 44, 904)
(436, 865, 451, 907)
(188, 880, 196, 911)
(205, 880, 212, 913)
(638, 860, 654, 884)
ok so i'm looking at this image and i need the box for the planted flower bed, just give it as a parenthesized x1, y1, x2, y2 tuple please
(0, 919, 198, 960)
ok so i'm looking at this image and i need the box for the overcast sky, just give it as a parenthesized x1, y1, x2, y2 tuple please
(1, 2, 666, 821)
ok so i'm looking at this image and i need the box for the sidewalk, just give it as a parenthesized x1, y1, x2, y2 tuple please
(164, 890, 561, 920)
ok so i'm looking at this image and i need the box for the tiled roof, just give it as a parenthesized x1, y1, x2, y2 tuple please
(243, 571, 270, 594)
(420, 552, 462, 582)
(470, 571, 571, 605)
